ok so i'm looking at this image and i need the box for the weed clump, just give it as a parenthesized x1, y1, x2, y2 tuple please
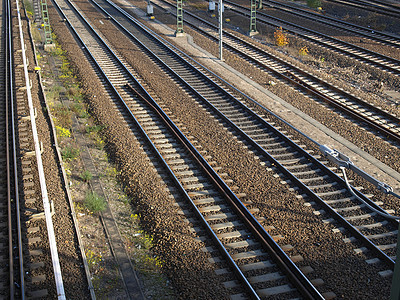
(299, 46, 309, 56)
(61, 145, 80, 161)
(80, 170, 93, 182)
(84, 192, 106, 214)
(307, 0, 321, 8)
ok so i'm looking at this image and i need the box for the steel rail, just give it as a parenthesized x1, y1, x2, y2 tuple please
(324, 0, 400, 19)
(51, 0, 257, 297)
(127, 83, 324, 299)
(93, 0, 398, 268)
(7, 0, 25, 296)
(51, 0, 324, 297)
(351, 0, 400, 11)
(5, 0, 15, 296)
(155, 0, 400, 145)
(224, 0, 400, 76)
(14, 0, 66, 298)
(248, 0, 400, 48)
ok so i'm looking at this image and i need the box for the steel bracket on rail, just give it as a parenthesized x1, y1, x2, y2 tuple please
(319, 145, 396, 196)
(20, 107, 37, 121)
(23, 141, 44, 157)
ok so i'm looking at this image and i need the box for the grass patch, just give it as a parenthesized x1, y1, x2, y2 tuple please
(86, 124, 105, 134)
(70, 102, 83, 114)
(307, 0, 321, 8)
(46, 85, 63, 104)
(61, 145, 80, 161)
(32, 26, 42, 43)
(23, 0, 33, 15)
(53, 103, 72, 128)
(80, 170, 93, 182)
(84, 192, 106, 214)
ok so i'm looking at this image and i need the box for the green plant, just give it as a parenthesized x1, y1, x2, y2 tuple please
(93, 135, 105, 150)
(31, 26, 42, 42)
(51, 46, 64, 58)
(84, 192, 106, 214)
(74, 201, 84, 213)
(86, 124, 104, 134)
(70, 102, 83, 113)
(86, 249, 102, 268)
(106, 166, 118, 177)
(80, 170, 93, 182)
(61, 145, 80, 161)
(307, 0, 321, 8)
(67, 86, 81, 98)
(46, 85, 62, 103)
(53, 103, 72, 128)
(78, 110, 89, 119)
(23, 0, 33, 14)
(56, 126, 71, 138)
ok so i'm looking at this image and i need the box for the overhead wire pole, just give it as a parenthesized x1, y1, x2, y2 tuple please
(175, 0, 185, 36)
(40, 0, 54, 48)
(219, 0, 223, 60)
(249, 0, 258, 36)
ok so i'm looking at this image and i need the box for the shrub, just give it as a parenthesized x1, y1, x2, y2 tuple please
(299, 46, 309, 56)
(274, 27, 289, 46)
(84, 192, 106, 214)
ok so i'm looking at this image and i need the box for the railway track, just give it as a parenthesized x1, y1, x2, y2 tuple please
(91, 0, 400, 270)
(55, 0, 399, 292)
(2, 0, 67, 298)
(154, 0, 400, 145)
(325, 0, 400, 19)
(249, 0, 400, 49)
(223, 0, 400, 76)
(51, 0, 329, 297)
(1, 0, 14, 296)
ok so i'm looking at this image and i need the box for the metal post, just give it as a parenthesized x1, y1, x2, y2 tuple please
(147, 0, 154, 18)
(209, 0, 215, 12)
(219, 0, 223, 60)
(249, 0, 258, 36)
(175, 0, 185, 36)
(40, 0, 52, 44)
(257, 0, 262, 9)
(390, 223, 400, 300)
